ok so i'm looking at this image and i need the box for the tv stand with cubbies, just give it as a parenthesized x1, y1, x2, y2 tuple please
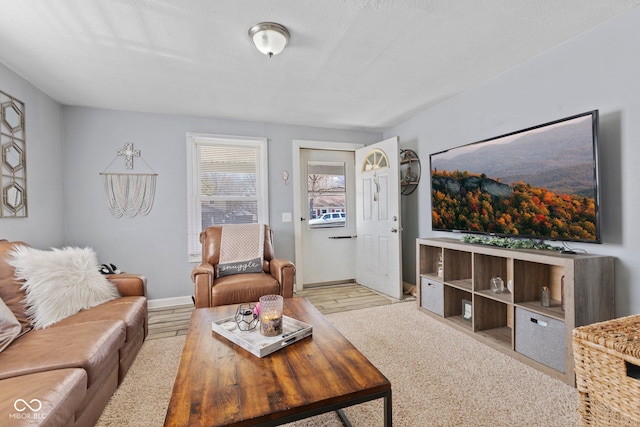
(416, 237, 614, 386)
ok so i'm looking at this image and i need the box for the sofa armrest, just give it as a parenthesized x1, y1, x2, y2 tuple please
(270, 259, 295, 298)
(192, 263, 214, 308)
(107, 274, 147, 297)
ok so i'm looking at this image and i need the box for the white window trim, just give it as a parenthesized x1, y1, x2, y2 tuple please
(186, 132, 269, 262)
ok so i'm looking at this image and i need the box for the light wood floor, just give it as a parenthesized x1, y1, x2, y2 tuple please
(147, 283, 416, 340)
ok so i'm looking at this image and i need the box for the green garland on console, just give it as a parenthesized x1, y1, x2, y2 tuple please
(460, 235, 562, 251)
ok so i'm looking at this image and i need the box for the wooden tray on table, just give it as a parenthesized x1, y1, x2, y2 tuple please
(211, 315, 312, 357)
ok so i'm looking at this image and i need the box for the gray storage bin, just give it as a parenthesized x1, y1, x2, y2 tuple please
(515, 307, 566, 373)
(420, 277, 444, 316)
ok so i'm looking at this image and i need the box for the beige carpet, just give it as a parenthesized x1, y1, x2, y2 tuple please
(96, 302, 579, 426)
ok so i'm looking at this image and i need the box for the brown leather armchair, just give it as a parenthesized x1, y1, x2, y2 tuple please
(192, 225, 295, 308)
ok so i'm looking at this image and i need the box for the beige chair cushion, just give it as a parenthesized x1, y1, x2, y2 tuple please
(0, 297, 21, 352)
(0, 240, 32, 335)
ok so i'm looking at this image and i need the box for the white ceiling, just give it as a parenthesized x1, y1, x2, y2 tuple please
(0, 1, 638, 132)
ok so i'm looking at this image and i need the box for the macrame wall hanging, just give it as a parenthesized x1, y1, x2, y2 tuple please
(100, 143, 157, 218)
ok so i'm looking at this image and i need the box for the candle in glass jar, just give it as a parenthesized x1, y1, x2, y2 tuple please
(260, 311, 282, 336)
(258, 294, 284, 336)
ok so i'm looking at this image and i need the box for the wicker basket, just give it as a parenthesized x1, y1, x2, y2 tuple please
(572, 314, 640, 426)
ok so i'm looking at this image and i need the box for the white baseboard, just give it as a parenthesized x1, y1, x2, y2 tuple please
(147, 295, 193, 309)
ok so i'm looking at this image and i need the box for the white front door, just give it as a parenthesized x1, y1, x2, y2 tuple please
(299, 148, 357, 286)
(355, 137, 402, 299)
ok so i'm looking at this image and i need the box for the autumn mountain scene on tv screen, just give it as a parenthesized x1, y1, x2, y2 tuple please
(430, 111, 600, 243)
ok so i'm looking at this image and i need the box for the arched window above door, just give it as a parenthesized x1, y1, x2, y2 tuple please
(361, 148, 389, 172)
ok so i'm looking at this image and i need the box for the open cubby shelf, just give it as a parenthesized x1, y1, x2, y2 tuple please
(416, 237, 615, 386)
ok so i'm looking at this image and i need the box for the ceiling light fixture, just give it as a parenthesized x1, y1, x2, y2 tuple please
(248, 22, 290, 57)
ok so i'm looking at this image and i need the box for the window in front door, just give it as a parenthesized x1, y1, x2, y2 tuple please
(307, 161, 346, 229)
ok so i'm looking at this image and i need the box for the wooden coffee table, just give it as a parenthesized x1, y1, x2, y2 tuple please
(164, 297, 392, 427)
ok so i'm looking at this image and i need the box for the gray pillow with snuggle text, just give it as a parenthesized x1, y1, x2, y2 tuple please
(217, 258, 263, 277)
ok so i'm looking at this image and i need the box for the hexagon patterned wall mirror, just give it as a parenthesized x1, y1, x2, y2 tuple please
(0, 91, 27, 218)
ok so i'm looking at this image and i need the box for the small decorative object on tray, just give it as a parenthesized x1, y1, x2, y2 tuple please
(235, 303, 258, 331)
(212, 312, 313, 358)
(259, 294, 283, 336)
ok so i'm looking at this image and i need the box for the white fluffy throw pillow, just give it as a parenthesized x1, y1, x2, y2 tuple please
(8, 246, 120, 329)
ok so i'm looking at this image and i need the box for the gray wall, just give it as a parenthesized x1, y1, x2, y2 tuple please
(62, 107, 381, 300)
(0, 63, 65, 247)
(386, 7, 640, 317)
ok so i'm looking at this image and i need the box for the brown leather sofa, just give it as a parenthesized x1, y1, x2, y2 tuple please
(0, 240, 147, 427)
(192, 225, 295, 308)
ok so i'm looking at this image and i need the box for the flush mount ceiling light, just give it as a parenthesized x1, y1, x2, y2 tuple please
(248, 22, 290, 57)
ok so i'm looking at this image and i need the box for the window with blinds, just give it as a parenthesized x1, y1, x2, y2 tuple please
(186, 133, 268, 262)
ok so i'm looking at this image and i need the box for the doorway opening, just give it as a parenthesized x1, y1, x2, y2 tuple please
(296, 146, 357, 289)
(292, 138, 404, 300)
(293, 141, 362, 292)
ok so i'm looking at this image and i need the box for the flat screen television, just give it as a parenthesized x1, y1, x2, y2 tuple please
(429, 110, 601, 243)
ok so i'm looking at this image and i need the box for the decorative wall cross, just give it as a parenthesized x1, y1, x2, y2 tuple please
(117, 143, 141, 169)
